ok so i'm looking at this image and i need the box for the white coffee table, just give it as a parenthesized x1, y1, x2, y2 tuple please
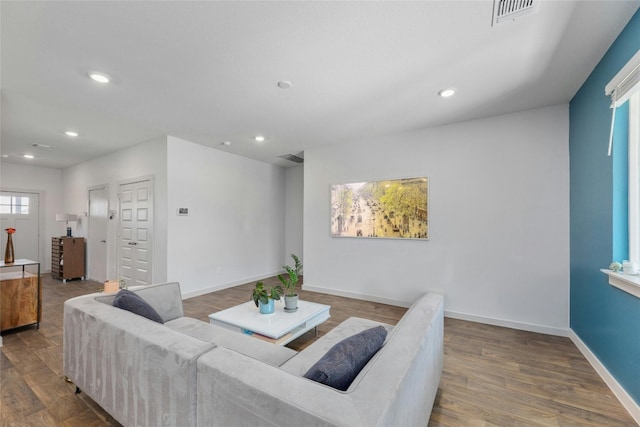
(208, 300, 331, 346)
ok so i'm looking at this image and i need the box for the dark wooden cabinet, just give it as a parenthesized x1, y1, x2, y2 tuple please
(52, 237, 85, 282)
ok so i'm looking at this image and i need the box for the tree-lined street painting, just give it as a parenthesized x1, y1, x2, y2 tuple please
(331, 177, 428, 240)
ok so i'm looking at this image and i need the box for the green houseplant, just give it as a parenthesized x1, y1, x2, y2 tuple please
(278, 254, 302, 311)
(252, 281, 283, 314)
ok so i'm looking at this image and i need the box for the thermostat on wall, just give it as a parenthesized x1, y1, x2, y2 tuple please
(177, 208, 189, 216)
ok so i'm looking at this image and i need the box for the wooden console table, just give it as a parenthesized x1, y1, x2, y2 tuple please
(0, 259, 42, 333)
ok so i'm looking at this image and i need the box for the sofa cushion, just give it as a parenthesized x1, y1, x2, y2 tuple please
(113, 289, 164, 323)
(303, 325, 387, 391)
(131, 282, 184, 322)
(96, 282, 184, 322)
(281, 317, 392, 377)
(165, 317, 297, 367)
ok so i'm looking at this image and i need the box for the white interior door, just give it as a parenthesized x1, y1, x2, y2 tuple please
(118, 179, 153, 287)
(88, 186, 108, 282)
(0, 191, 39, 262)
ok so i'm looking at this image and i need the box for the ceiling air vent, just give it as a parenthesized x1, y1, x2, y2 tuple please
(278, 154, 304, 164)
(492, 0, 538, 25)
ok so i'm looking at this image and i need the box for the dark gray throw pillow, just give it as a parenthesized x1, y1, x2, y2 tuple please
(303, 325, 387, 391)
(113, 289, 164, 323)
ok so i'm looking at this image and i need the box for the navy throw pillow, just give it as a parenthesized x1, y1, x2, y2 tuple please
(113, 289, 164, 323)
(304, 325, 387, 391)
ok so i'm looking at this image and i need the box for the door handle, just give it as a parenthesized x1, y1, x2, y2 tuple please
(100, 240, 106, 243)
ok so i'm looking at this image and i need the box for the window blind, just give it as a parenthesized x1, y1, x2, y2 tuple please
(606, 49, 640, 156)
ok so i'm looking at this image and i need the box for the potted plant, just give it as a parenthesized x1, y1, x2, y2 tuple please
(252, 281, 283, 314)
(278, 254, 302, 312)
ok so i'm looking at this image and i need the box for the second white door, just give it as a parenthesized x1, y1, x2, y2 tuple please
(118, 179, 153, 287)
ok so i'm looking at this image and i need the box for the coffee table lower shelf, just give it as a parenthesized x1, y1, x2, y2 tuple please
(208, 300, 331, 346)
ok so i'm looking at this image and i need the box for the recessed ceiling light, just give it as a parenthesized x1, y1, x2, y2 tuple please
(255, 135, 265, 142)
(221, 141, 232, 146)
(65, 130, 79, 137)
(277, 81, 293, 89)
(89, 72, 110, 83)
(24, 154, 34, 159)
(2, 154, 8, 158)
(438, 88, 456, 98)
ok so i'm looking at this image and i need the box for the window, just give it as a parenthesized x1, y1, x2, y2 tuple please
(604, 51, 640, 297)
(606, 49, 640, 263)
(0, 195, 30, 215)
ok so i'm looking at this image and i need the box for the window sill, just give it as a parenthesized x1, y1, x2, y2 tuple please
(601, 269, 640, 299)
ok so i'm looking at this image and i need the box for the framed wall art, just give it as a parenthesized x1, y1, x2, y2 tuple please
(330, 177, 428, 240)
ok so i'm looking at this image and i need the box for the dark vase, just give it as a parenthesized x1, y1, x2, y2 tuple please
(4, 233, 15, 264)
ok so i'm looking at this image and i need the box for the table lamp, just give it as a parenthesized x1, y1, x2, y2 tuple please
(56, 213, 78, 237)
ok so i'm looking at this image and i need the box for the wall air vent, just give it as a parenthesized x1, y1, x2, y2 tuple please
(492, 0, 538, 25)
(278, 154, 304, 164)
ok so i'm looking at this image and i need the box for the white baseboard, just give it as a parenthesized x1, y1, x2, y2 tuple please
(302, 284, 569, 336)
(301, 284, 412, 308)
(569, 329, 640, 424)
(444, 310, 569, 337)
(181, 270, 284, 300)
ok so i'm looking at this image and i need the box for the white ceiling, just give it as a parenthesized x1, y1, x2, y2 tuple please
(2, 1, 639, 169)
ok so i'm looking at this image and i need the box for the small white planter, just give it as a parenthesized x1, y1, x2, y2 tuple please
(284, 294, 298, 312)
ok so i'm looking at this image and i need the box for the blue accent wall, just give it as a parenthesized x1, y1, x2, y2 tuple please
(570, 9, 640, 404)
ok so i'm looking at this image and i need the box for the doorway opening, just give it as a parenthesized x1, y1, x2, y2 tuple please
(88, 185, 109, 282)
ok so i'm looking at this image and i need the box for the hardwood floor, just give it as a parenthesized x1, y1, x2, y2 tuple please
(1, 274, 636, 426)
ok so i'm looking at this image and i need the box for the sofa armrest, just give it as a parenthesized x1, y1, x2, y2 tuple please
(64, 295, 213, 427)
(351, 293, 444, 426)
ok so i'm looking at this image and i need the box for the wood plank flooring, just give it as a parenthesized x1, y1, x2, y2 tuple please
(0, 274, 636, 426)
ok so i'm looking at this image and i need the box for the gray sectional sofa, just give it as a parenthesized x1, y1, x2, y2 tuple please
(63, 282, 443, 427)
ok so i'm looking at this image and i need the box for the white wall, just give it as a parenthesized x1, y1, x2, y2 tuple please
(304, 104, 570, 335)
(284, 165, 304, 265)
(166, 136, 286, 297)
(0, 162, 63, 272)
(62, 137, 168, 282)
